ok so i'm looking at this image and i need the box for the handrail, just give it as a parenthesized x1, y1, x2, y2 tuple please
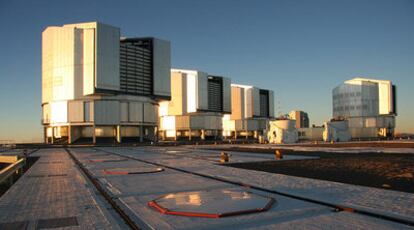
(0, 158, 25, 184)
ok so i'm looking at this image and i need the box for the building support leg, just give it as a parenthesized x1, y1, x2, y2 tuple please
(201, 129, 205, 140)
(44, 127, 48, 144)
(51, 127, 55, 144)
(92, 125, 96, 144)
(139, 125, 144, 143)
(68, 125, 72, 144)
(154, 126, 158, 142)
(116, 125, 122, 143)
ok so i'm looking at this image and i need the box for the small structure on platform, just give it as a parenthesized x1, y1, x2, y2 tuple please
(323, 119, 351, 142)
(267, 119, 298, 144)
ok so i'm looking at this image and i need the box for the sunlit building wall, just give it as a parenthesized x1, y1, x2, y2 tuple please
(289, 110, 309, 129)
(158, 69, 231, 140)
(332, 78, 397, 138)
(42, 22, 171, 144)
(222, 84, 274, 139)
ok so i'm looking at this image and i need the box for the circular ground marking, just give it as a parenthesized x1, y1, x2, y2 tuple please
(148, 188, 275, 218)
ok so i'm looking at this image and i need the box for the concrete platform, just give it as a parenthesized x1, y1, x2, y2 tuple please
(0, 148, 124, 229)
(0, 146, 413, 229)
(72, 147, 412, 229)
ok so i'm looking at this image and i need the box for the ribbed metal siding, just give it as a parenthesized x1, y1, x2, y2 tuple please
(207, 76, 223, 112)
(120, 39, 153, 95)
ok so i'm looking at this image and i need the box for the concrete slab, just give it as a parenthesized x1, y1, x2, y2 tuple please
(0, 148, 123, 229)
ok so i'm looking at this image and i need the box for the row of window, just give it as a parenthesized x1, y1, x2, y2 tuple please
(333, 91, 362, 99)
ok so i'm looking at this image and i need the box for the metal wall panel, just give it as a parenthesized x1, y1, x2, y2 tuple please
(197, 72, 209, 111)
(73, 29, 84, 99)
(83, 28, 95, 95)
(245, 87, 260, 118)
(144, 103, 157, 123)
(186, 72, 197, 113)
(95, 23, 120, 91)
(153, 38, 171, 98)
(169, 72, 187, 115)
(120, 102, 128, 122)
(129, 102, 143, 122)
(42, 27, 76, 103)
(268, 90, 274, 117)
(93, 100, 120, 125)
(68, 101, 84, 122)
(252, 87, 260, 117)
(222, 77, 231, 113)
(84, 101, 93, 122)
(231, 87, 244, 120)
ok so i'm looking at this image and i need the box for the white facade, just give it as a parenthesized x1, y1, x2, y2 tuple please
(42, 22, 171, 144)
(158, 69, 231, 140)
(332, 78, 396, 139)
(323, 120, 351, 142)
(222, 84, 274, 139)
(267, 120, 298, 144)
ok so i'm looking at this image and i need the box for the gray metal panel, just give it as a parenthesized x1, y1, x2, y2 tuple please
(268, 90, 274, 118)
(252, 87, 260, 117)
(84, 101, 93, 122)
(93, 100, 120, 125)
(153, 38, 171, 98)
(245, 87, 260, 118)
(129, 102, 143, 123)
(222, 77, 231, 113)
(144, 103, 157, 123)
(95, 23, 120, 91)
(197, 72, 208, 111)
(120, 102, 128, 122)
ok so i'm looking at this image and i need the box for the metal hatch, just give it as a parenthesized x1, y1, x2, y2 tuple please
(148, 188, 275, 218)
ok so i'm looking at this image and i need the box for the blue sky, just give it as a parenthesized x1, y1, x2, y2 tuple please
(0, 0, 413, 142)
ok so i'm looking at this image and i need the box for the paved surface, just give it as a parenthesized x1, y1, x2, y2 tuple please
(0, 146, 413, 229)
(0, 148, 123, 229)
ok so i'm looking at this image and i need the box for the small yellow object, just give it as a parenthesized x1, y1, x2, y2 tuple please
(330, 140, 334, 144)
(220, 152, 229, 163)
(275, 150, 283, 160)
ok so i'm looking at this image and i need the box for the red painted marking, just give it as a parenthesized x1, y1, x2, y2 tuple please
(147, 199, 273, 218)
(90, 159, 104, 163)
(148, 201, 168, 214)
(103, 170, 129, 175)
(340, 206, 355, 212)
(167, 211, 220, 218)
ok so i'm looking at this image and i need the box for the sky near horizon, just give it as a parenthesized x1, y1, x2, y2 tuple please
(0, 0, 413, 143)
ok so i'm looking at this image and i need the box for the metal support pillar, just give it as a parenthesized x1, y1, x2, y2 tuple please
(92, 125, 96, 144)
(68, 125, 72, 144)
(201, 129, 205, 140)
(140, 125, 144, 142)
(116, 125, 122, 143)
